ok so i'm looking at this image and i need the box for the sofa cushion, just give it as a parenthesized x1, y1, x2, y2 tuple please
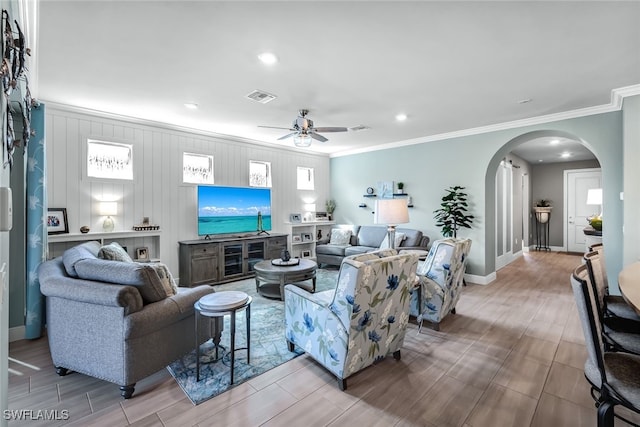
(396, 228, 423, 247)
(356, 226, 388, 248)
(98, 242, 133, 262)
(329, 229, 352, 245)
(316, 244, 350, 257)
(73, 258, 177, 304)
(379, 232, 406, 249)
(344, 246, 374, 257)
(62, 241, 101, 277)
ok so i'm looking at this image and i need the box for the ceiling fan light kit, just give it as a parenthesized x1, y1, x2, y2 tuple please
(293, 134, 312, 147)
(259, 109, 348, 148)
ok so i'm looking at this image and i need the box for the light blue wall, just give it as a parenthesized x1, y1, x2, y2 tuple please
(331, 111, 623, 284)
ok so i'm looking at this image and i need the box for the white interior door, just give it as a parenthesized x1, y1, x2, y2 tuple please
(565, 168, 601, 252)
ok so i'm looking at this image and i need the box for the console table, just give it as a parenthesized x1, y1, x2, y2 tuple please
(178, 234, 287, 287)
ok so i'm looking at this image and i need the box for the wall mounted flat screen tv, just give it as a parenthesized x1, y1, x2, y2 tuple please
(197, 185, 272, 236)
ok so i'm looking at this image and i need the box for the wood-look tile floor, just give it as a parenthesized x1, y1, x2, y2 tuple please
(8, 251, 640, 426)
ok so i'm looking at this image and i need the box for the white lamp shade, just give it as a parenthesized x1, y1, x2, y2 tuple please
(374, 198, 409, 225)
(586, 188, 602, 205)
(99, 201, 118, 216)
(303, 203, 316, 212)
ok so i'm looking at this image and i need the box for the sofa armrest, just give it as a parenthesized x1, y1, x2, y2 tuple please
(124, 285, 215, 339)
(39, 259, 144, 313)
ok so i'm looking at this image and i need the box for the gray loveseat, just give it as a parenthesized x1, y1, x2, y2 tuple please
(38, 241, 221, 399)
(316, 225, 430, 267)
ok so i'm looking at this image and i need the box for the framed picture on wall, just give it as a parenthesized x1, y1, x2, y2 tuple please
(47, 208, 69, 235)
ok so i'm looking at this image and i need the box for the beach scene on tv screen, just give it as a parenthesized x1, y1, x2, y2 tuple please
(198, 186, 271, 235)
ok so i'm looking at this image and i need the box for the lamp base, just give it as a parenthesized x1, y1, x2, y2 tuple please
(103, 216, 114, 232)
(388, 225, 397, 250)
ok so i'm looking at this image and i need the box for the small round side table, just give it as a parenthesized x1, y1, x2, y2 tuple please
(194, 291, 252, 384)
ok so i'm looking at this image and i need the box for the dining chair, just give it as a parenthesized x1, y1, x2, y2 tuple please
(583, 251, 640, 355)
(571, 264, 640, 427)
(587, 244, 640, 322)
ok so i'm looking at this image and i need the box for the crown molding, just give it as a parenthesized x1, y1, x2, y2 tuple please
(331, 84, 640, 158)
(41, 101, 331, 158)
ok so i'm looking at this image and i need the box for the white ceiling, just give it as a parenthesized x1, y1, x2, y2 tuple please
(36, 1, 640, 162)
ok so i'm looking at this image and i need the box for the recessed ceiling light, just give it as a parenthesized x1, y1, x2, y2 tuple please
(550, 139, 560, 145)
(538, 159, 543, 162)
(395, 113, 407, 122)
(258, 52, 278, 65)
(184, 103, 198, 110)
(561, 152, 571, 158)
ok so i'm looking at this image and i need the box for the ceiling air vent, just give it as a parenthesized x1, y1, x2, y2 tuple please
(245, 90, 277, 104)
(348, 125, 371, 132)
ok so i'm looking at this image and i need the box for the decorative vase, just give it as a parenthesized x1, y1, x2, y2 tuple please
(534, 207, 552, 224)
(280, 249, 291, 262)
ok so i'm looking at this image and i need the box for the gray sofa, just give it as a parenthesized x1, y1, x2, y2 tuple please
(38, 241, 221, 399)
(316, 224, 430, 267)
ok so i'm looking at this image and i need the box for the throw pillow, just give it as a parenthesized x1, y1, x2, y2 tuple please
(74, 258, 177, 304)
(98, 242, 133, 262)
(139, 263, 178, 302)
(379, 232, 406, 250)
(329, 229, 352, 245)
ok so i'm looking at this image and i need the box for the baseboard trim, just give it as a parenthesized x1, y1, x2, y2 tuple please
(9, 326, 25, 343)
(465, 272, 496, 286)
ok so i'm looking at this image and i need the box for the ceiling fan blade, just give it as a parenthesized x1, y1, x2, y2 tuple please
(258, 125, 295, 130)
(310, 132, 328, 142)
(313, 127, 348, 133)
(277, 132, 298, 140)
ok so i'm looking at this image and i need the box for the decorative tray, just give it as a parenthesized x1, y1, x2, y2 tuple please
(271, 258, 300, 266)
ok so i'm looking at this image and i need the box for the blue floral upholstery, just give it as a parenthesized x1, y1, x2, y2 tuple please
(284, 249, 418, 390)
(410, 238, 471, 331)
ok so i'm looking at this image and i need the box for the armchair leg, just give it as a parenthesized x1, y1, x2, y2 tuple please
(338, 378, 347, 391)
(393, 350, 401, 361)
(120, 384, 135, 399)
(287, 341, 295, 352)
(55, 367, 68, 376)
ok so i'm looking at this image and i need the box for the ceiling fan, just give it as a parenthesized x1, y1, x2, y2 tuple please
(258, 109, 348, 147)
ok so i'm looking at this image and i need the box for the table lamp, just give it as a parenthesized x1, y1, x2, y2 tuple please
(99, 201, 117, 232)
(374, 198, 409, 249)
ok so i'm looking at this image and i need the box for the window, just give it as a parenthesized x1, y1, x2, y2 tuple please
(297, 166, 314, 190)
(249, 160, 272, 187)
(87, 139, 133, 180)
(183, 152, 214, 184)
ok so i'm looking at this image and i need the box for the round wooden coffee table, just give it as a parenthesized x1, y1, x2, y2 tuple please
(254, 259, 317, 300)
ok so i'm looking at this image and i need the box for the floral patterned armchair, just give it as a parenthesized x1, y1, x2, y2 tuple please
(284, 249, 419, 390)
(409, 238, 472, 331)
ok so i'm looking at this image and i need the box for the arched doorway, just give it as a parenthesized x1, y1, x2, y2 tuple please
(485, 130, 600, 273)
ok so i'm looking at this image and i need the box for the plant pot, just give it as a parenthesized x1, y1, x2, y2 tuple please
(534, 207, 552, 224)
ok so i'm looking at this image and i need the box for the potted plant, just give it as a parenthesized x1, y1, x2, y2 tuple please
(534, 199, 552, 224)
(325, 199, 336, 221)
(397, 182, 405, 194)
(433, 186, 474, 238)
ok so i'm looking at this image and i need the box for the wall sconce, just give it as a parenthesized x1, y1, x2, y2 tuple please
(99, 201, 117, 232)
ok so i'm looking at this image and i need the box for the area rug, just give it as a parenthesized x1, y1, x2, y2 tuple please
(167, 267, 339, 405)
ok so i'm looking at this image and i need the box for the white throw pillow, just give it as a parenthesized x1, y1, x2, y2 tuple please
(329, 229, 352, 245)
(379, 232, 406, 249)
